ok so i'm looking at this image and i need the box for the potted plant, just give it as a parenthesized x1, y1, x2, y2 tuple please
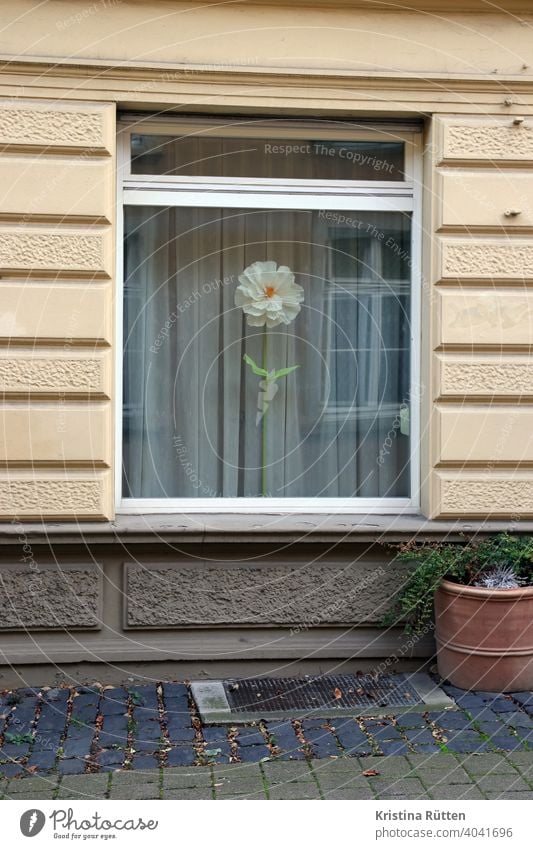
(386, 533, 533, 692)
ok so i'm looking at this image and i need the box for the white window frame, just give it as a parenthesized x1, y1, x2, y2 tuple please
(116, 117, 422, 514)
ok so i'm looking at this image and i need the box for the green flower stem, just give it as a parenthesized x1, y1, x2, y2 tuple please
(262, 329, 268, 497)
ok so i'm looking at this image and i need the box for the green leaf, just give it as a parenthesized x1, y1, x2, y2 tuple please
(271, 364, 300, 380)
(243, 354, 268, 377)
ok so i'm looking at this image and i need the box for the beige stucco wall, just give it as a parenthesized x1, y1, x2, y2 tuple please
(0, 0, 532, 521)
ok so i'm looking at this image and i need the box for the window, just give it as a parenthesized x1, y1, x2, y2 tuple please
(117, 118, 421, 512)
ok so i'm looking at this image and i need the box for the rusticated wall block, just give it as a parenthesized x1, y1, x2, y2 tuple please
(0, 231, 105, 273)
(440, 359, 533, 395)
(0, 563, 101, 630)
(0, 102, 107, 150)
(0, 474, 112, 519)
(0, 356, 107, 396)
(443, 124, 533, 160)
(441, 240, 533, 279)
(124, 559, 403, 627)
(439, 476, 533, 515)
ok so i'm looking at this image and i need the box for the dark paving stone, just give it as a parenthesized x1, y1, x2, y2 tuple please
(131, 739, 160, 754)
(0, 762, 23, 778)
(454, 694, 486, 708)
(203, 743, 231, 763)
(409, 742, 440, 753)
(488, 736, 526, 751)
(100, 695, 129, 716)
(334, 725, 373, 755)
(37, 708, 67, 733)
(488, 700, 519, 713)
(98, 732, 128, 748)
(164, 704, 191, 724)
(102, 715, 129, 732)
(63, 737, 93, 759)
(500, 712, 533, 728)
(43, 688, 70, 702)
(71, 707, 99, 724)
(301, 725, 339, 758)
(511, 692, 533, 707)
(166, 724, 195, 744)
(26, 749, 57, 771)
(203, 727, 229, 745)
(237, 744, 267, 762)
(235, 727, 265, 747)
(98, 749, 125, 767)
(0, 743, 30, 759)
(58, 758, 86, 775)
(403, 729, 437, 742)
(380, 741, 410, 755)
(166, 746, 195, 767)
(268, 721, 301, 751)
(397, 713, 429, 729)
(129, 688, 159, 708)
(163, 683, 188, 700)
(446, 738, 490, 753)
(428, 711, 471, 729)
(132, 754, 160, 770)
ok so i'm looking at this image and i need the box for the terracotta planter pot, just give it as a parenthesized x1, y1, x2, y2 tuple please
(435, 579, 533, 692)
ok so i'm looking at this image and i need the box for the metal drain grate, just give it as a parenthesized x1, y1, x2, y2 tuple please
(190, 673, 455, 723)
(224, 674, 422, 713)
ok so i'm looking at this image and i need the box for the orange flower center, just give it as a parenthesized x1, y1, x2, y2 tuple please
(264, 285, 276, 298)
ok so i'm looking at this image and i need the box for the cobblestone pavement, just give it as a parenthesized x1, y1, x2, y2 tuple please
(1, 682, 533, 799)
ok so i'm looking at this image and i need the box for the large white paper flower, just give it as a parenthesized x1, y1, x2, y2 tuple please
(235, 260, 304, 328)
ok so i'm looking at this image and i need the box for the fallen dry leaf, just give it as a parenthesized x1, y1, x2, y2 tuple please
(362, 769, 380, 777)
(333, 688, 343, 700)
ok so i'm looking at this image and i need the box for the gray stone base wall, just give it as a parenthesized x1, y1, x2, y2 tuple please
(0, 542, 431, 667)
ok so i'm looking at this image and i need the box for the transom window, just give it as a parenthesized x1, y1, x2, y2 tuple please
(117, 118, 421, 512)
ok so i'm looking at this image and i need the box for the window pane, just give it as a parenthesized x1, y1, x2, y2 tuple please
(131, 134, 405, 181)
(123, 207, 412, 498)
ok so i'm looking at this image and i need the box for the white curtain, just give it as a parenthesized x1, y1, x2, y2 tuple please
(122, 206, 411, 499)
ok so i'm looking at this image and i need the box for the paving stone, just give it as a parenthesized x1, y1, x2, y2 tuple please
(203, 727, 229, 745)
(322, 786, 375, 799)
(111, 768, 158, 785)
(166, 723, 195, 743)
(397, 713, 430, 729)
(6, 789, 56, 800)
(62, 736, 93, 759)
(262, 761, 314, 784)
(484, 790, 533, 799)
(488, 699, 520, 713)
(380, 741, 410, 755)
(215, 778, 265, 797)
(445, 736, 489, 753)
(511, 692, 533, 708)
(26, 749, 57, 771)
(415, 766, 472, 786)
(457, 754, 518, 774)
(166, 747, 195, 767)
(110, 784, 160, 800)
(268, 782, 320, 799)
(60, 773, 108, 792)
(431, 785, 485, 800)
(428, 711, 472, 730)
(359, 755, 413, 776)
(404, 729, 438, 743)
(166, 788, 214, 799)
(0, 743, 30, 759)
(238, 745, 268, 762)
(475, 774, 531, 792)
(98, 729, 128, 749)
(165, 766, 212, 789)
(371, 778, 427, 797)
(58, 758, 86, 775)
(163, 683, 189, 700)
(98, 749, 126, 767)
(301, 725, 340, 758)
(132, 754, 160, 770)
(235, 727, 265, 747)
(501, 712, 533, 728)
(268, 722, 305, 758)
(0, 763, 23, 778)
(488, 736, 525, 751)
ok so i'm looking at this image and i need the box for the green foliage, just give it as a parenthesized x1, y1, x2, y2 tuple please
(385, 533, 533, 635)
(243, 354, 299, 381)
(4, 732, 33, 745)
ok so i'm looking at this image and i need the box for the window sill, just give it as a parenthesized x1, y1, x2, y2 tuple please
(0, 513, 530, 545)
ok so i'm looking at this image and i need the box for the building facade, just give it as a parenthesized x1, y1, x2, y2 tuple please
(0, 0, 532, 681)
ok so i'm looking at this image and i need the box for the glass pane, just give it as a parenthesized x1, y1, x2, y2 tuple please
(131, 134, 405, 181)
(123, 207, 412, 499)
